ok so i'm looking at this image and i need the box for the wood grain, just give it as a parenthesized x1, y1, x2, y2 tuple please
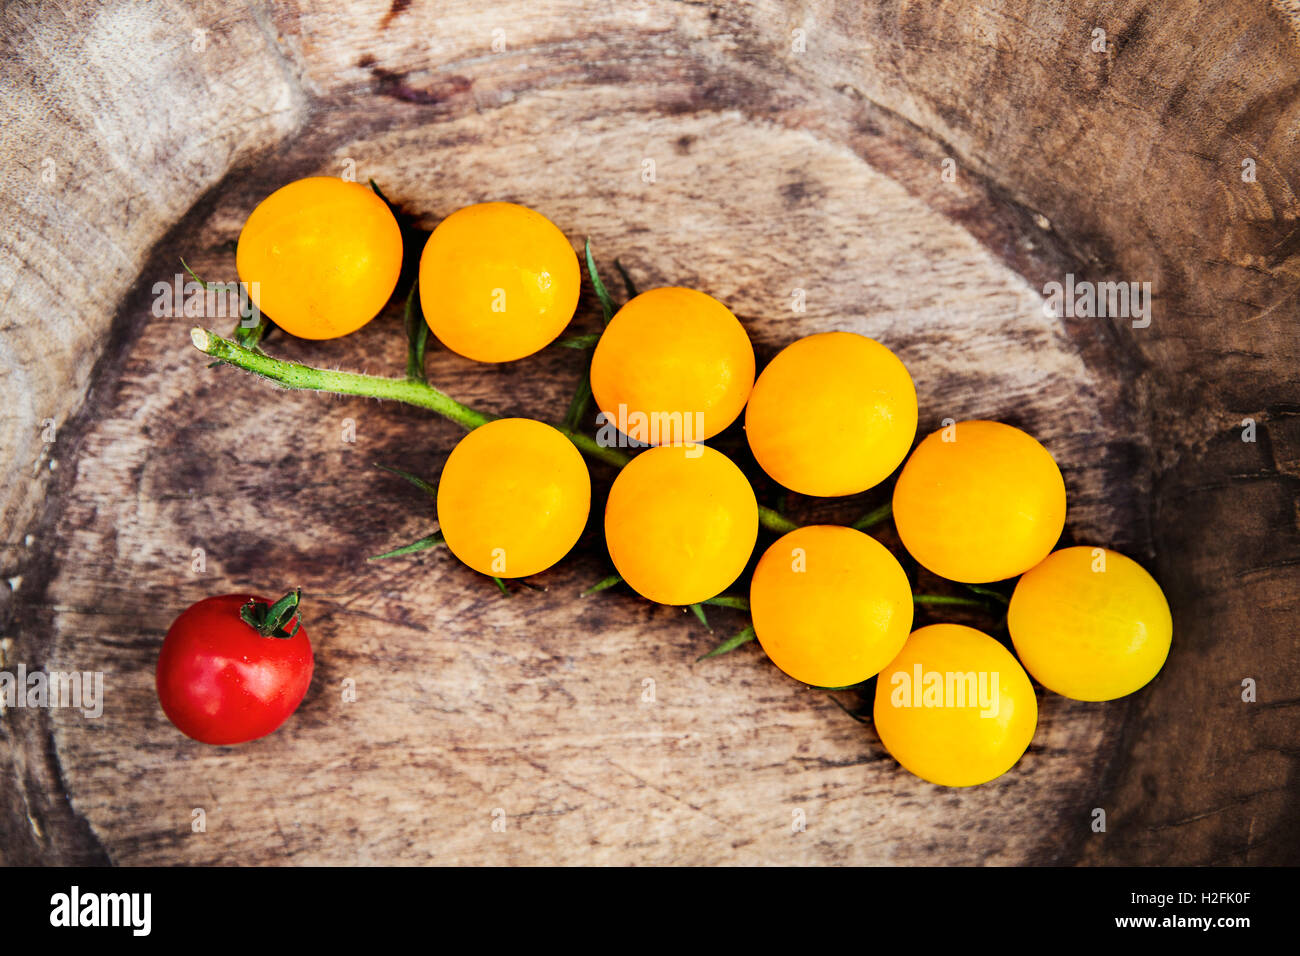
(1, 0, 1297, 865)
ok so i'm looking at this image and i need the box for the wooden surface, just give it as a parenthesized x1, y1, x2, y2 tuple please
(1, 0, 1298, 865)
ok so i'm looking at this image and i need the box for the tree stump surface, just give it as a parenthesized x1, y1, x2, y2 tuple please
(1, 0, 1297, 865)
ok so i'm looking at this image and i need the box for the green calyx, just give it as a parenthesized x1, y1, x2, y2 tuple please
(240, 589, 304, 639)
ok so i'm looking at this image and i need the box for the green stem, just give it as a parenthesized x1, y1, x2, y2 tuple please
(554, 425, 631, 469)
(757, 506, 799, 534)
(192, 328, 491, 432)
(963, 583, 1010, 606)
(913, 594, 987, 609)
(701, 595, 750, 611)
(193, 329, 797, 534)
(558, 333, 601, 350)
(851, 501, 893, 531)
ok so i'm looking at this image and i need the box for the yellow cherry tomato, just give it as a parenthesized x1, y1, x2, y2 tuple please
(892, 420, 1066, 583)
(604, 444, 758, 605)
(874, 623, 1038, 787)
(750, 525, 913, 687)
(436, 418, 590, 578)
(590, 288, 755, 444)
(418, 202, 580, 362)
(1008, 546, 1172, 701)
(745, 332, 917, 497)
(236, 176, 403, 340)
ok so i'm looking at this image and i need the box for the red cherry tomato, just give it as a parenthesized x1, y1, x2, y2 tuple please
(156, 592, 314, 745)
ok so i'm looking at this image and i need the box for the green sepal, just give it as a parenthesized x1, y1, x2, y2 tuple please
(181, 258, 268, 355)
(368, 531, 445, 561)
(584, 238, 615, 324)
(373, 463, 438, 499)
(689, 603, 710, 631)
(404, 282, 429, 382)
(562, 374, 596, 431)
(828, 695, 873, 725)
(701, 595, 750, 611)
(613, 259, 637, 299)
(240, 589, 303, 639)
(698, 624, 756, 661)
(582, 574, 623, 596)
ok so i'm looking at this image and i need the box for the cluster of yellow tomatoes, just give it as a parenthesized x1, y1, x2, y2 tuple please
(234, 176, 1173, 787)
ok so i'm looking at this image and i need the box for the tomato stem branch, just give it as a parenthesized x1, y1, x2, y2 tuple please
(553, 425, 631, 469)
(756, 507, 799, 534)
(192, 328, 796, 534)
(191, 328, 492, 431)
(851, 501, 893, 531)
(702, 594, 750, 611)
(913, 594, 988, 609)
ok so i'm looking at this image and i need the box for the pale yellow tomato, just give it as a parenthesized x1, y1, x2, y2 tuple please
(418, 202, 580, 362)
(436, 418, 591, 578)
(745, 331, 917, 497)
(892, 420, 1066, 583)
(1008, 546, 1172, 701)
(590, 287, 755, 444)
(874, 624, 1038, 787)
(750, 525, 913, 687)
(236, 177, 403, 339)
(604, 444, 757, 605)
